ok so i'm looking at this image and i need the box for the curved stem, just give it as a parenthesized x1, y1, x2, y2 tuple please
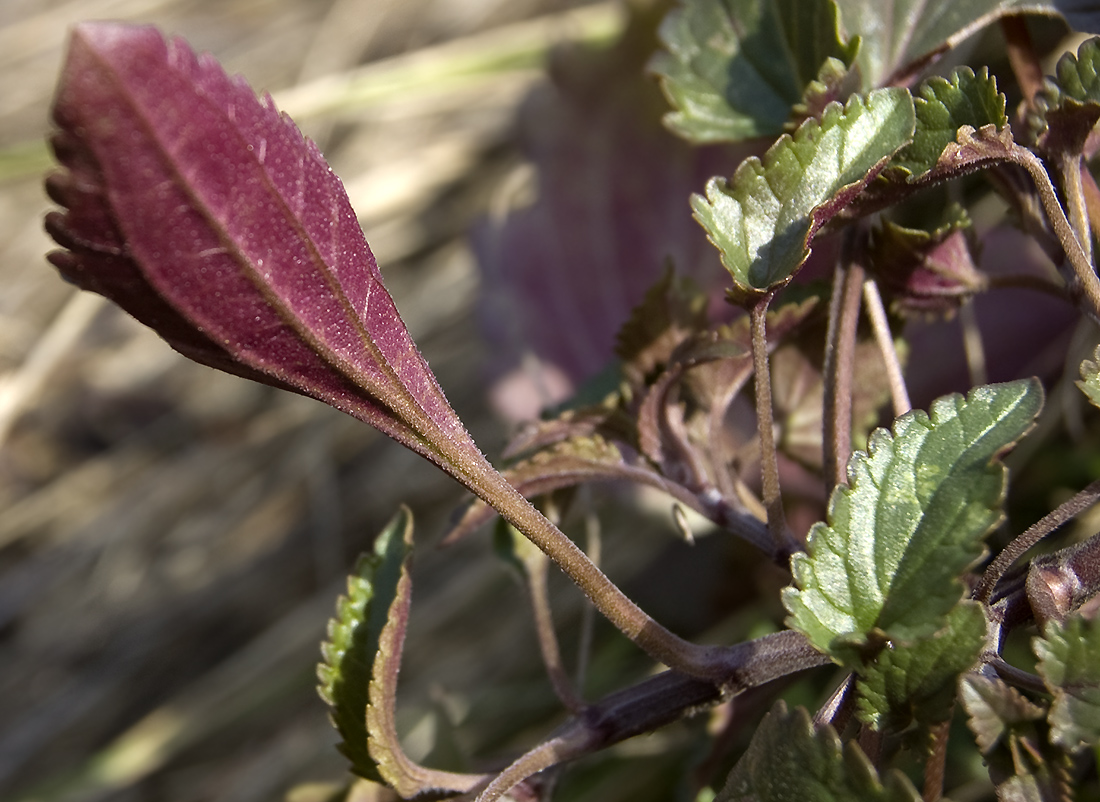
(461, 452, 730, 679)
(1012, 147, 1100, 322)
(473, 630, 831, 802)
(974, 478, 1100, 603)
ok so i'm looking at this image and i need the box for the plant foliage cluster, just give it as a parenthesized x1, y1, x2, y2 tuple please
(39, 0, 1100, 799)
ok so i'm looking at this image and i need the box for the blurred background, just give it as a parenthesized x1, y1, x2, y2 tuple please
(0, 1, 767, 800)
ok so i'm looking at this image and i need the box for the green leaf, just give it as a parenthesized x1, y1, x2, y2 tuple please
(892, 67, 1007, 178)
(960, 674, 1045, 754)
(1035, 616, 1100, 751)
(794, 56, 864, 124)
(834, 0, 1059, 87)
(783, 379, 1043, 665)
(1032, 36, 1100, 154)
(1077, 344, 1100, 410)
(692, 88, 914, 300)
(715, 701, 921, 801)
(651, 0, 859, 142)
(317, 508, 416, 783)
(856, 601, 986, 731)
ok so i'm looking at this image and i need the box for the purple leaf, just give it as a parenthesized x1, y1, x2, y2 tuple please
(45, 22, 478, 475)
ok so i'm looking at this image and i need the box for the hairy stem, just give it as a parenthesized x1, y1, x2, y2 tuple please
(462, 455, 737, 679)
(923, 717, 951, 802)
(750, 294, 794, 555)
(1012, 146, 1100, 321)
(974, 478, 1100, 603)
(823, 236, 866, 494)
(1061, 152, 1093, 265)
(474, 631, 831, 802)
(862, 278, 910, 416)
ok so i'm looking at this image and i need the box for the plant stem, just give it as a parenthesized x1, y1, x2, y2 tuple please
(1011, 146, 1100, 322)
(923, 718, 951, 802)
(862, 278, 910, 416)
(523, 543, 584, 712)
(974, 477, 1100, 603)
(823, 236, 865, 494)
(1060, 152, 1093, 265)
(959, 300, 988, 387)
(460, 452, 733, 678)
(474, 631, 832, 802)
(750, 294, 794, 555)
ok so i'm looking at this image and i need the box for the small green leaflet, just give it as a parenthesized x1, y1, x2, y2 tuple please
(651, 0, 859, 142)
(317, 507, 414, 783)
(1032, 36, 1100, 154)
(1035, 616, 1100, 751)
(692, 88, 914, 300)
(1077, 344, 1100, 409)
(833, 0, 1058, 87)
(855, 601, 986, 731)
(891, 67, 1007, 178)
(715, 701, 921, 802)
(960, 674, 1045, 754)
(783, 379, 1043, 665)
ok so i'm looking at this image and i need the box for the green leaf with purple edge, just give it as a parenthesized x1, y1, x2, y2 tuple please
(317, 508, 414, 783)
(890, 67, 1007, 179)
(44, 23, 480, 480)
(783, 379, 1043, 667)
(1031, 36, 1100, 154)
(691, 89, 915, 301)
(1035, 616, 1100, 751)
(833, 0, 1059, 87)
(715, 701, 921, 802)
(650, 0, 860, 143)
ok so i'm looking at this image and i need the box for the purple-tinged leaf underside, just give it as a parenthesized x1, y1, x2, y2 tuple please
(45, 23, 479, 478)
(317, 507, 485, 796)
(360, 515, 486, 799)
(866, 208, 987, 317)
(318, 508, 481, 796)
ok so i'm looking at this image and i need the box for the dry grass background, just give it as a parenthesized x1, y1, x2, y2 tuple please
(0, 1, 716, 800)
